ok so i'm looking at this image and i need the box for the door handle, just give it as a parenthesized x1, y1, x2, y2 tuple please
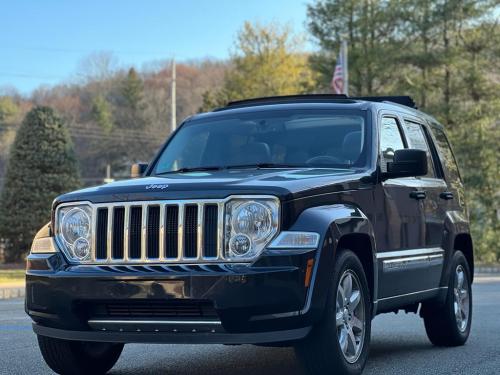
(410, 190, 427, 200)
(440, 191, 454, 200)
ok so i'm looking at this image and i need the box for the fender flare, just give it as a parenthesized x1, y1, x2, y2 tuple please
(287, 203, 377, 321)
(441, 211, 474, 285)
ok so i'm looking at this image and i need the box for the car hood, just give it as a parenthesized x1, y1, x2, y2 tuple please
(55, 168, 372, 204)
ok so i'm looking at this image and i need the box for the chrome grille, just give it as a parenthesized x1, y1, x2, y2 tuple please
(90, 200, 225, 264)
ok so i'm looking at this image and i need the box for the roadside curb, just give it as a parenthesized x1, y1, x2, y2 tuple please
(475, 266, 500, 274)
(0, 285, 25, 299)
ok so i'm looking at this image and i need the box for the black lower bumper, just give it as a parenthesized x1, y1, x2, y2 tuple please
(33, 323, 312, 344)
(26, 253, 319, 344)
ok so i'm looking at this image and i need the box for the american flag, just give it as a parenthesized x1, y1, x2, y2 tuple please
(331, 50, 344, 94)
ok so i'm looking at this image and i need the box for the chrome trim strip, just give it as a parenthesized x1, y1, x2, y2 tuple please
(177, 202, 184, 261)
(123, 205, 130, 262)
(88, 319, 222, 326)
(141, 204, 148, 261)
(91, 205, 98, 261)
(106, 207, 113, 262)
(377, 287, 448, 302)
(197, 203, 204, 260)
(217, 202, 225, 261)
(383, 253, 443, 272)
(376, 247, 444, 259)
(159, 203, 165, 261)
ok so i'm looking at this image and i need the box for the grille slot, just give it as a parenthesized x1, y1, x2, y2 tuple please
(204, 205, 218, 258)
(112, 207, 125, 259)
(88, 300, 218, 319)
(96, 208, 108, 260)
(147, 206, 160, 259)
(184, 205, 198, 258)
(129, 207, 142, 259)
(165, 205, 179, 259)
(91, 200, 224, 264)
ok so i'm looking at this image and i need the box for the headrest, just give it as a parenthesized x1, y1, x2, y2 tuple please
(342, 131, 362, 163)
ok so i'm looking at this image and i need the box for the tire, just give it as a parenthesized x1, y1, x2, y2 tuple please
(37, 335, 124, 375)
(295, 249, 371, 375)
(422, 250, 472, 346)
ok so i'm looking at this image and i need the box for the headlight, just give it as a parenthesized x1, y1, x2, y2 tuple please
(225, 197, 279, 261)
(55, 204, 93, 261)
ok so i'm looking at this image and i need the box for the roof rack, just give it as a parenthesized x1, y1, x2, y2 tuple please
(352, 96, 417, 109)
(215, 94, 354, 111)
(215, 94, 417, 111)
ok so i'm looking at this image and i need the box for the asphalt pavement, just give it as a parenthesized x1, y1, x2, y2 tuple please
(1, 279, 499, 375)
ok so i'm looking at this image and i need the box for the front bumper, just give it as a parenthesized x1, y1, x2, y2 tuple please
(32, 323, 311, 345)
(26, 251, 318, 344)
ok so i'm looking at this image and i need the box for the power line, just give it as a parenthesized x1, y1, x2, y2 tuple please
(0, 72, 64, 80)
(0, 45, 184, 57)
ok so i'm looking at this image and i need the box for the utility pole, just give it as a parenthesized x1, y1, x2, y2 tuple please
(170, 58, 176, 133)
(104, 163, 114, 183)
(342, 39, 349, 96)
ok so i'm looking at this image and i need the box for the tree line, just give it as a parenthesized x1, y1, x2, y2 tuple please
(0, 0, 498, 262)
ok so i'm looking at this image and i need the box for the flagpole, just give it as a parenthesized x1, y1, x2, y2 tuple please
(171, 57, 176, 133)
(342, 39, 348, 96)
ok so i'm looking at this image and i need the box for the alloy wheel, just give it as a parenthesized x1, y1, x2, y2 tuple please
(335, 269, 366, 363)
(453, 265, 470, 332)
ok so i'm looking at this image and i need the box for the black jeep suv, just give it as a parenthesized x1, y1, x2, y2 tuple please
(27, 95, 473, 375)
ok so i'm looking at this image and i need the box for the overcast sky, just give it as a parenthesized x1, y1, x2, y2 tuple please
(0, 0, 311, 94)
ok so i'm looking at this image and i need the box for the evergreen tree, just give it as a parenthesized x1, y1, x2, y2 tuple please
(0, 107, 80, 262)
(307, 0, 403, 95)
(91, 94, 114, 133)
(121, 68, 144, 111)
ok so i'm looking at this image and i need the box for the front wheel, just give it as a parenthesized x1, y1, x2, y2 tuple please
(295, 249, 371, 375)
(422, 250, 472, 346)
(37, 335, 124, 375)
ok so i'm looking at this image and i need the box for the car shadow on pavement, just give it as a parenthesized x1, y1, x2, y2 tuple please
(369, 338, 437, 360)
(110, 338, 441, 375)
(110, 344, 304, 375)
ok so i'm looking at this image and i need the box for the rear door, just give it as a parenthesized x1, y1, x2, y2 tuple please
(401, 118, 448, 249)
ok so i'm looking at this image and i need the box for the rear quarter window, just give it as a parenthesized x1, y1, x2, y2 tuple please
(430, 126, 462, 184)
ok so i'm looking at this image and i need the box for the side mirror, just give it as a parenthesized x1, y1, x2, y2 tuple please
(384, 149, 427, 179)
(130, 163, 148, 178)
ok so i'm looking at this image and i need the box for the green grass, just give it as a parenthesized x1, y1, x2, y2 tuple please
(0, 269, 25, 285)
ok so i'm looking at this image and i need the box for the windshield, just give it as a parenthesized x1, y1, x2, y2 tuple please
(153, 109, 369, 175)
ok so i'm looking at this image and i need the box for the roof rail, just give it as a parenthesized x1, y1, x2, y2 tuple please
(351, 96, 417, 109)
(215, 94, 354, 111)
(214, 94, 417, 111)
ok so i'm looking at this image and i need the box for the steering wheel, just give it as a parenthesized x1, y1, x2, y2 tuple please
(306, 155, 345, 166)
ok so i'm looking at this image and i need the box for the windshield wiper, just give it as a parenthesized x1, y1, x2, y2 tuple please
(225, 163, 304, 170)
(157, 163, 304, 175)
(157, 166, 223, 175)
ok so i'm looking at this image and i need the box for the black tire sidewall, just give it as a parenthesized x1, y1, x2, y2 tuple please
(298, 249, 371, 375)
(37, 335, 124, 375)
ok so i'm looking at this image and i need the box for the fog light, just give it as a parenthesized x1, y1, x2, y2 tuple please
(73, 237, 90, 260)
(229, 234, 252, 257)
